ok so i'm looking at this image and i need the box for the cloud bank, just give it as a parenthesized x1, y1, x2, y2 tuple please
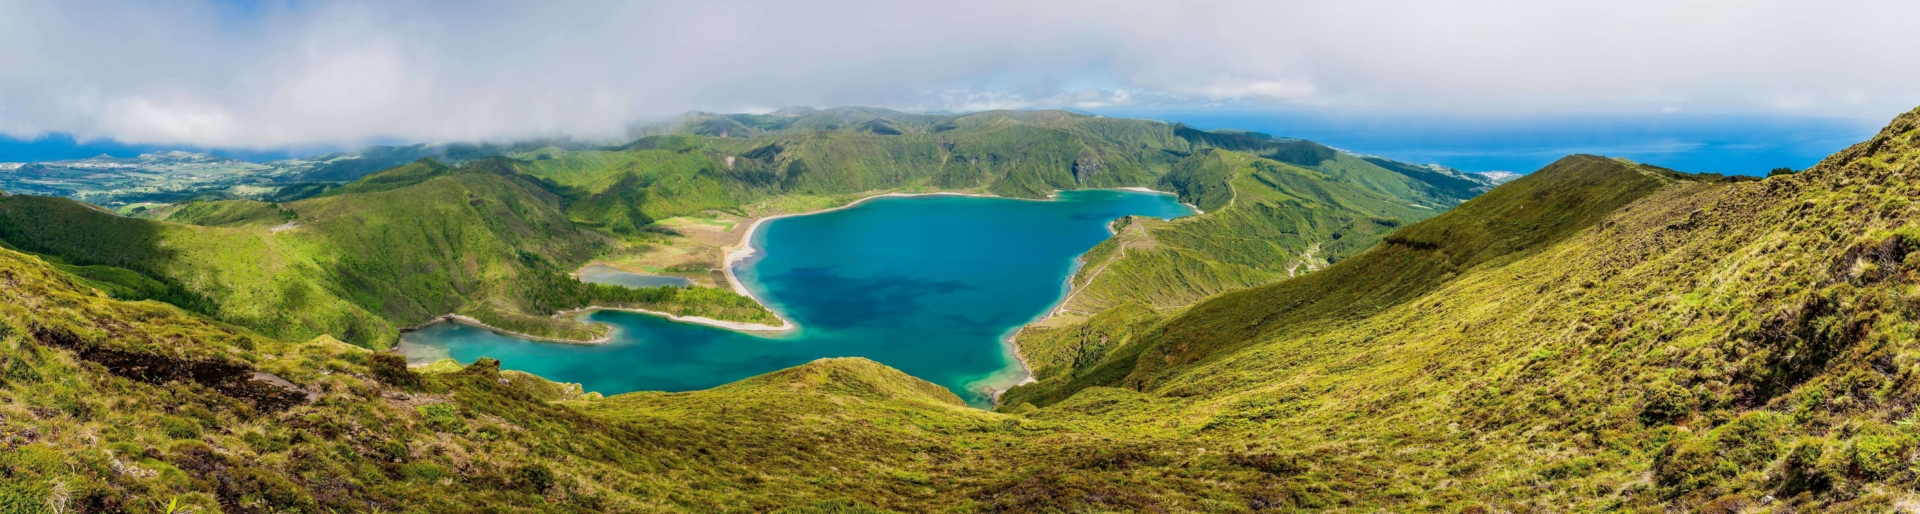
(2, 0, 1917, 148)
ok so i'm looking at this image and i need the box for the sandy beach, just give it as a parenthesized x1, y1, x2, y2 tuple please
(416, 314, 613, 345)
(553, 305, 794, 333)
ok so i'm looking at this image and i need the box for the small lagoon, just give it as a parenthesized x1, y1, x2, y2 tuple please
(400, 190, 1194, 407)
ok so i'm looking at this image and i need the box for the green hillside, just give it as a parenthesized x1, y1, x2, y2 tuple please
(519, 108, 1488, 235)
(1021, 146, 1462, 390)
(0, 246, 1007, 512)
(1005, 152, 1703, 407)
(162, 200, 297, 228)
(0, 158, 774, 348)
(1012, 109, 1920, 510)
(1056, 148, 1436, 316)
(0, 193, 398, 346)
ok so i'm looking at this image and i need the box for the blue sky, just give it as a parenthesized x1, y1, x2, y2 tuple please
(2, 1, 1915, 173)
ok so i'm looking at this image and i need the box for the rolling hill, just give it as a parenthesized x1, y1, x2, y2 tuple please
(0, 157, 775, 348)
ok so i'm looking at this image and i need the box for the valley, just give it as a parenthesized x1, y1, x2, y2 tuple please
(4, 105, 1911, 512)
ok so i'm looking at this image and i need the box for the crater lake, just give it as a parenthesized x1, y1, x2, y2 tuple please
(399, 189, 1194, 407)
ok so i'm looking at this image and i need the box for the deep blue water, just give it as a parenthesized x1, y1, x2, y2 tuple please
(576, 265, 695, 288)
(1088, 108, 1883, 176)
(399, 190, 1194, 407)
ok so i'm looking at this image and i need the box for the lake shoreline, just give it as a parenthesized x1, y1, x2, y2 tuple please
(406, 314, 613, 346)
(718, 188, 1182, 333)
(554, 305, 794, 333)
(417, 186, 1187, 408)
(720, 187, 1191, 408)
(404, 303, 794, 352)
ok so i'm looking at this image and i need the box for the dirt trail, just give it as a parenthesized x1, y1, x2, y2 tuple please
(1054, 219, 1157, 316)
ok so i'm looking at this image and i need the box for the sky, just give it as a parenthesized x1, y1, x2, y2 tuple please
(1, 0, 1915, 172)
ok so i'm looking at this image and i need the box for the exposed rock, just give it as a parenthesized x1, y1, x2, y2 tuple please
(1072, 148, 1102, 183)
(32, 326, 312, 412)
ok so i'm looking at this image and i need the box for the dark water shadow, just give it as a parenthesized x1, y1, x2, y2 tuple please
(765, 266, 972, 329)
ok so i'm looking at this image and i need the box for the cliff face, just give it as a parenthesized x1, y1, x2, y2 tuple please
(1071, 147, 1102, 183)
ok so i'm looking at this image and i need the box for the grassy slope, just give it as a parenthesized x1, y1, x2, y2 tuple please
(163, 200, 296, 229)
(1004, 153, 1690, 409)
(0, 194, 397, 347)
(1019, 148, 1450, 390)
(1061, 149, 1434, 315)
(1014, 108, 1920, 510)
(0, 159, 775, 348)
(0, 245, 1007, 512)
(280, 160, 610, 342)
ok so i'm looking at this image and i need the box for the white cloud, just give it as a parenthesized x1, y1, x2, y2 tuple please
(1186, 79, 1320, 103)
(1, 0, 1917, 148)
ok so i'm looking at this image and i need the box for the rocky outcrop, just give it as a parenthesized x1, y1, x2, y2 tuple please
(32, 326, 313, 412)
(1072, 148, 1102, 183)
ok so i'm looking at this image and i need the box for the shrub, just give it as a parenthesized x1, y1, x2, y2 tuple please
(400, 462, 451, 482)
(1845, 432, 1908, 480)
(369, 352, 420, 389)
(376, 440, 409, 463)
(5, 354, 39, 383)
(1770, 437, 1834, 496)
(1640, 378, 1694, 426)
(160, 416, 202, 440)
(416, 404, 465, 433)
(513, 464, 555, 493)
(242, 431, 289, 453)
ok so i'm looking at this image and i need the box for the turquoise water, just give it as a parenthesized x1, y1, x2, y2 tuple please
(399, 189, 1193, 407)
(576, 265, 695, 288)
